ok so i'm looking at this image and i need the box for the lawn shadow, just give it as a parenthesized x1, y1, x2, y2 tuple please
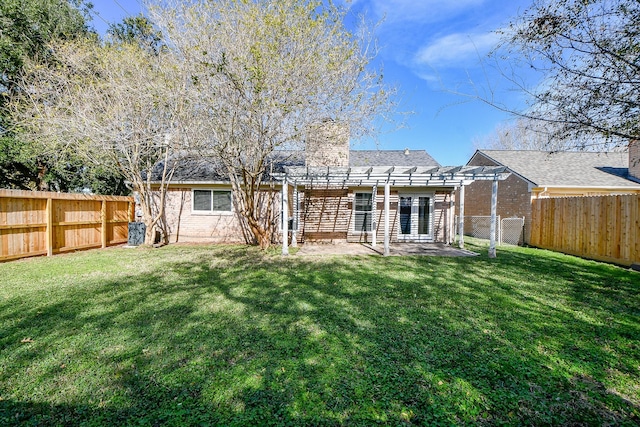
(0, 244, 638, 425)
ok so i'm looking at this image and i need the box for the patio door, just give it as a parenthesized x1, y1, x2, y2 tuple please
(398, 194, 433, 241)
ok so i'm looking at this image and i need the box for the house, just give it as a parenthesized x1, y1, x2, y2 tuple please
(156, 128, 510, 254)
(463, 142, 640, 244)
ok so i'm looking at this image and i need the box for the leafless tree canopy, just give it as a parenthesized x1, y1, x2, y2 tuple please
(491, 0, 639, 150)
(149, 0, 397, 248)
(10, 1, 397, 249)
(11, 40, 194, 245)
(474, 118, 620, 152)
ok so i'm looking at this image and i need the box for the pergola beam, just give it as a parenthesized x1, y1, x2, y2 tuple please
(279, 178, 504, 187)
(275, 165, 509, 185)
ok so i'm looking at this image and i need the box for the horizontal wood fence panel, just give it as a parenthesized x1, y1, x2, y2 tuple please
(530, 194, 640, 266)
(0, 189, 134, 262)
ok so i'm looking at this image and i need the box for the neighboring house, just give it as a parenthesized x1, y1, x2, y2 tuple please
(463, 143, 640, 244)
(154, 128, 509, 248)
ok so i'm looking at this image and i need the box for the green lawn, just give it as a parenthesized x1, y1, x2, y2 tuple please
(0, 241, 638, 426)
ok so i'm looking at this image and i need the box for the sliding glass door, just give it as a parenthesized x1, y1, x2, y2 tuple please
(398, 193, 433, 241)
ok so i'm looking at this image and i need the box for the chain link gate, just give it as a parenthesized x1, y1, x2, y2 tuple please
(455, 216, 524, 245)
(500, 217, 525, 245)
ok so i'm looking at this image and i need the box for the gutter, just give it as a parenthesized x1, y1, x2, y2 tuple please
(533, 185, 640, 190)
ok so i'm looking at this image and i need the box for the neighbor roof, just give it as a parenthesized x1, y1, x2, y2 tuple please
(472, 150, 640, 188)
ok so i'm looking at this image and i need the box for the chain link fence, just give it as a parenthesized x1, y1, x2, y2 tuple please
(455, 216, 524, 246)
(500, 217, 525, 245)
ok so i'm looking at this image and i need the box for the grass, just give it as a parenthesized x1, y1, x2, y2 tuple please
(0, 240, 638, 426)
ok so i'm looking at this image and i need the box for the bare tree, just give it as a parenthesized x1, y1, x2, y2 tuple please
(149, 0, 397, 248)
(488, 0, 640, 149)
(474, 118, 609, 151)
(10, 40, 194, 245)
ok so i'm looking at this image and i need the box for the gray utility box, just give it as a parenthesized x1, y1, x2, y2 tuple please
(128, 222, 146, 246)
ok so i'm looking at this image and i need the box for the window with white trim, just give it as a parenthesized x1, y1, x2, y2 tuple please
(354, 192, 372, 232)
(193, 189, 232, 213)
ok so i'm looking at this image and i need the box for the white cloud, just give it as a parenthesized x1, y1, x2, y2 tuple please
(367, 0, 486, 24)
(414, 32, 500, 68)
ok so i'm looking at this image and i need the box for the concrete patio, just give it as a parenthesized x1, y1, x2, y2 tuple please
(294, 242, 479, 257)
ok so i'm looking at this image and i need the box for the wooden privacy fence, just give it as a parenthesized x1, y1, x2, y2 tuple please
(530, 194, 640, 266)
(0, 189, 134, 262)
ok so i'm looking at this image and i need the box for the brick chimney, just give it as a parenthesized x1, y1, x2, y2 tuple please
(305, 120, 349, 167)
(630, 140, 640, 181)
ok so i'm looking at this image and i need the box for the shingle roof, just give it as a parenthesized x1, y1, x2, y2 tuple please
(474, 150, 640, 188)
(164, 157, 226, 182)
(349, 150, 440, 167)
(157, 149, 440, 182)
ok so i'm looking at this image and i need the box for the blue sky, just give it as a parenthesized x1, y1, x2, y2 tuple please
(87, 0, 534, 166)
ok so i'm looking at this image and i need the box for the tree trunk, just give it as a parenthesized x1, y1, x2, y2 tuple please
(135, 186, 159, 246)
(230, 176, 275, 249)
(247, 215, 271, 249)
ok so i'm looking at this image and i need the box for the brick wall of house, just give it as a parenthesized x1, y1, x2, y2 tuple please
(460, 153, 533, 243)
(163, 187, 246, 243)
(630, 140, 640, 181)
(305, 121, 350, 167)
(163, 183, 455, 245)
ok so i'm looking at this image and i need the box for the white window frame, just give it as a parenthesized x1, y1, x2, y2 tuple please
(353, 192, 373, 232)
(397, 191, 434, 241)
(192, 189, 233, 215)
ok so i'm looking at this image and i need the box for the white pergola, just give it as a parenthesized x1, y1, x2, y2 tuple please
(274, 165, 510, 257)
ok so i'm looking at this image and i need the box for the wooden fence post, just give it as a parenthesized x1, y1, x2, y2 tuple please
(46, 198, 53, 257)
(101, 200, 108, 248)
(1, 190, 134, 261)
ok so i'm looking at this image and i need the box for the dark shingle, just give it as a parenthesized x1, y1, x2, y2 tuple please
(475, 150, 640, 188)
(156, 149, 440, 182)
(350, 149, 440, 167)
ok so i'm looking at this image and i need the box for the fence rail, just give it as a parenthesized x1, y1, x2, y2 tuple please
(530, 194, 640, 267)
(0, 189, 134, 262)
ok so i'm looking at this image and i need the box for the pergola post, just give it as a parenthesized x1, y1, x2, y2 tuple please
(383, 183, 390, 256)
(448, 191, 455, 244)
(291, 185, 298, 248)
(489, 179, 498, 258)
(371, 185, 377, 246)
(458, 184, 465, 249)
(282, 181, 289, 256)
